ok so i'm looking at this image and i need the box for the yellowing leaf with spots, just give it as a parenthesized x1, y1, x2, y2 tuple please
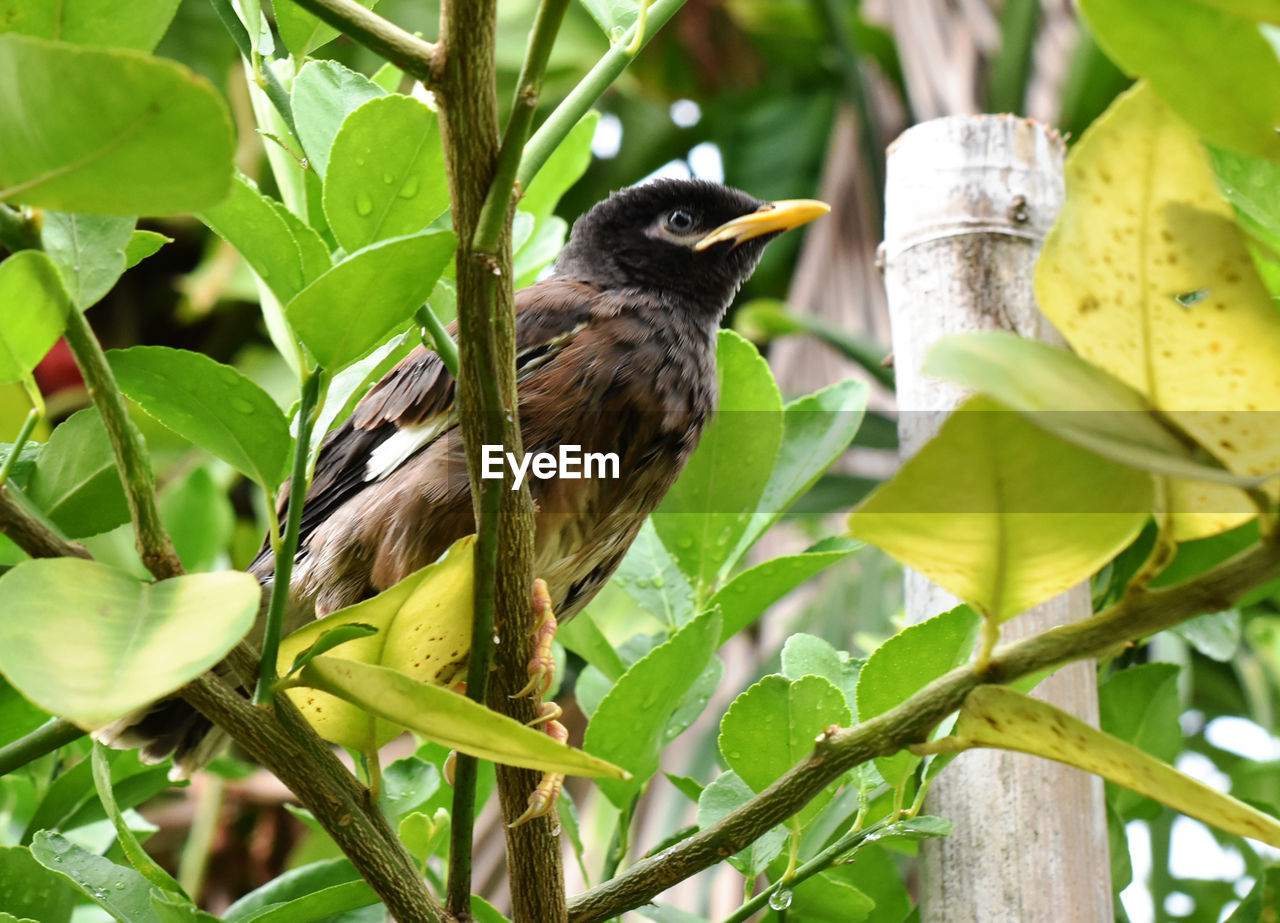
(1036, 82, 1280, 539)
(278, 535, 475, 751)
(847, 398, 1152, 623)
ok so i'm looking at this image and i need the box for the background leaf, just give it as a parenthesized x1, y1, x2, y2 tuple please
(0, 0, 181, 52)
(26, 408, 130, 538)
(0, 250, 70, 383)
(40, 213, 136, 309)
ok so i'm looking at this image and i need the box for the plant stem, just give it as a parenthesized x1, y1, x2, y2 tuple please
(0, 486, 90, 560)
(60, 305, 184, 580)
(254, 369, 323, 705)
(566, 535, 1280, 922)
(471, 0, 571, 255)
(285, 0, 441, 84)
(415, 305, 459, 378)
(0, 719, 85, 776)
(517, 0, 688, 188)
(0, 204, 41, 253)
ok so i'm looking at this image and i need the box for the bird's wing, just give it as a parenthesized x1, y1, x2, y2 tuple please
(253, 278, 600, 578)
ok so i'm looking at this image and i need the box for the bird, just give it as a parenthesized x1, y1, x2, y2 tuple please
(98, 178, 830, 777)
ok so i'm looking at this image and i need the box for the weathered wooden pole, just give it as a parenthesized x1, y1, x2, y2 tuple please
(882, 116, 1113, 921)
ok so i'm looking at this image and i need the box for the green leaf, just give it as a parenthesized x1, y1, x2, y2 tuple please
(0, 558, 259, 728)
(789, 869, 875, 923)
(653, 330, 783, 598)
(557, 611, 627, 681)
(926, 333, 1270, 487)
(287, 231, 456, 370)
(0, 35, 233, 214)
(297, 656, 628, 778)
(26, 408, 130, 538)
(780, 633, 862, 717)
(222, 858, 362, 922)
(1227, 866, 1280, 922)
(664, 772, 704, 804)
(0, 250, 70, 383)
(0, 0, 181, 52)
(274, 0, 382, 58)
(579, 0, 640, 37)
(941, 685, 1280, 847)
(1169, 608, 1241, 661)
(40, 213, 136, 309)
(0, 677, 50, 747)
(1078, 0, 1280, 159)
(159, 466, 235, 574)
(708, 538, 860, 642)
(731, 378, 867, 560)
(199, 174, 330, 307)
(519, 111, 599, 223)
(695, 771, 787, 877)
(284, 623, 379, 677)
(1099, 663, 1181, 820)
(150, 893, 222, 923)
(291, 59, 387, 178)
(584, 608, 722, 807)
(323, 95, 450, 252)
(124, 230, 172, 270)
(856, 605, 982, 788)
(612, 520, 695, 628)
(847, 397, 1153, 623)
(29, 831, 163, 923)
(378, 755, 440, 820)
(718, 674, 849, 825)
(0, 846, 77, 923)
(108, 345, 291, 489)
(91, 744, 185, 899)
(513, 215, 567, 287)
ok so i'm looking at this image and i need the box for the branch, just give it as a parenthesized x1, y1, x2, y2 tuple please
(517, 0, 688, 188)
(471, 0, 571, 255)
(59, 308, 184, 580)
(0, 718, 85, 776)
(285, 0, 441, 84)
(567, 536, 1280, 922)
(0, 486, 91, 560)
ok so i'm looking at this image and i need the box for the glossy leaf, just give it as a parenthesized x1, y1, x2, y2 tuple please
(40, 213, 135, 309)
(159, 466, 235, 574)
(323, 95, 450, 252)
(653, 330, 783, 598)
(90, 744, 184, 899)
(222, 859, 363, 922)
(109, 345, 291, 489)
(298, 656, 627, 778)
(935, 686, 1280, 847)
(519, 111, 599, 223)
(780, 633, 861, 717)
(199, 174, 329, 307)
(26, 409, 130, 538)
(284, 623, 378, 676)
(30, 832, 162, 923)
(613, 520, 695, 628)
(0, 0, 181, 50)
(1078, 0, 1280, 159)
(124, 230, 171, 269)
(1099, 663, 1181, 820)
(718, 673, 849, 825)
(0, 35, 233, 214)
(0, 846, 76, 923)
(0, 559, 259, 728)
(292, 60, 387, 178)
(286, 231, 456, 370)
(579, 0, 640, 37)
(584, 608, 722, 807)
(856, 605, 982, 788)
(925, 332, 1269, 487)
(789, 870, 875, 922)
(847, 398, 1153, 622)
(0, 250, 70, 383)
(1036, 84, 1280, 538)
(709, 537, 860, 642)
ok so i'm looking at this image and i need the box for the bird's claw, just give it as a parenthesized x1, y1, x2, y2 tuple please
(512, 578, 558, 700)
(509, 715, 567, 830)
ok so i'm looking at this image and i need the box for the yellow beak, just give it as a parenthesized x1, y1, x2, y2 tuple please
(693, 199, 831, 251)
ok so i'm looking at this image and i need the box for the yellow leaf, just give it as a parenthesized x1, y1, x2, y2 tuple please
(931, 686, 1280, 847)
(1036, 83, 1280, 539)
(847, 398, 1152, 623)
(278, 535, 475, 750)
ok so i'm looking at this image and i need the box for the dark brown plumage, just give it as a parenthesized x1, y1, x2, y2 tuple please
(101, 178, 828, 774)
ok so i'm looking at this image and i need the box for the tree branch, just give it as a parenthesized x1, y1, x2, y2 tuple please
(285, 0, 441, 84)
(0, 486, 90, 560)
(567, 535, 1280, 922)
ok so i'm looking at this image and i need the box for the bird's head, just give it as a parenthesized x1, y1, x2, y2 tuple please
(552, 178, 829, 315)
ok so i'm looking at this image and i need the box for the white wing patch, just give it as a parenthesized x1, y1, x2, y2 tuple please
(364, 413, 455, 482)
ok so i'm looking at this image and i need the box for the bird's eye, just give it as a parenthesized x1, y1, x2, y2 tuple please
(665, 209, 696, 233)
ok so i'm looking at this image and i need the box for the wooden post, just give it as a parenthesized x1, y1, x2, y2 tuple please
(881, 116, 1114, 921)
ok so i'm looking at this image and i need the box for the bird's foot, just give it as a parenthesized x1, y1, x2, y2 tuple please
(512, 578, 558, 700)
(510, 704, 567, 830)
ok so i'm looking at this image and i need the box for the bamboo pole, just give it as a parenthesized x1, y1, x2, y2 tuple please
(881, 115, 1113, 922)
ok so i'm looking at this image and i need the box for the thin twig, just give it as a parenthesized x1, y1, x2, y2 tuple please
(0, 487, 88, 560)
(471, 0, 572, 255)
(0, 719, 85, 776)
(517, 0, 689, 188)
(285, 0, 441, 84)
(567, 536, 1280, 922)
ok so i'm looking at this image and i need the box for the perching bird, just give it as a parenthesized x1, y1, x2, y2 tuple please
(101, 178, 829, 775)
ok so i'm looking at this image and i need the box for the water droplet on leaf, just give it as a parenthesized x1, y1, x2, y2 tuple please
(768, 889, 793, 911)
(355, 192, 374, 216)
